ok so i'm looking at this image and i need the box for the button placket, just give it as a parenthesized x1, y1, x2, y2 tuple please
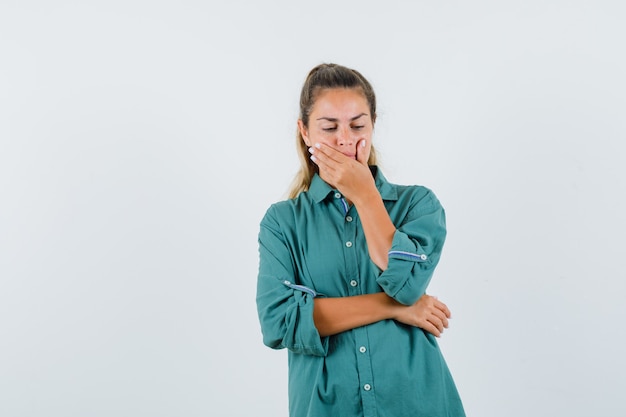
(341, 208, 375, 411)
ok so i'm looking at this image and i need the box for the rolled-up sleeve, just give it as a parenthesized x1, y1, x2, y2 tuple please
(376, 190, 447, 305)
(256, 207, 329, 357)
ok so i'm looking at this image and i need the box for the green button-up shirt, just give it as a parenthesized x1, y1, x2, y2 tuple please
(256, 167, 465, 417)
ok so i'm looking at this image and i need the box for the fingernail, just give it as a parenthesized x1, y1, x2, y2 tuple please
(310, 155, 316, 162)
(308, 147, 314, 154)
(314, 143, 321, 149)
(361, 140, 366, 147)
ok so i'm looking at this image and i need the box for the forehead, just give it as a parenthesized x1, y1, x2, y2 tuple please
(311, 88, 369, 116)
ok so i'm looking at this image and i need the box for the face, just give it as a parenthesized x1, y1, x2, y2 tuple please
(299, 88, 374, 161)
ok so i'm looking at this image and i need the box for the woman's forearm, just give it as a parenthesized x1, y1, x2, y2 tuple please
(315, 293, 452, 338)
(353, 190, 396, 270)
(313, 292, 397, 337)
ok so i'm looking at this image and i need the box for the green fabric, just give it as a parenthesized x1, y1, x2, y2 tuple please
(257, 167, 465, 417)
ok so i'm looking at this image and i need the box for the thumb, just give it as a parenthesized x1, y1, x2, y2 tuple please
(356, 139, 368, 165)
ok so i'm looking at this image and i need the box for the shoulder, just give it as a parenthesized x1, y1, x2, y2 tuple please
(395, 186, 444, 221)
(374, 167, 441, 208)
(377, 168, 443, 213)
(396, 184, 442, 210)
(386, 183, 446, 229)
(260, 193, 313, 229)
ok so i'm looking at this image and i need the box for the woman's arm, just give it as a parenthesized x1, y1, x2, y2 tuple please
(314, 293, 393, 336)
(351, 189, 395, 270)
(309, 141, 395, 270)
(314, 293, 451, 337)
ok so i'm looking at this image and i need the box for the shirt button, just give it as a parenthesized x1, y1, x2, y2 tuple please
(334, 192, 341, 199)
(346, 216, 353, 222)
(359, 346, 367, 353)
(363, 384, 371, 391)
(345, 241, 352, 248)
(420, 254, 428, 260)
(350, 280, 358, 287)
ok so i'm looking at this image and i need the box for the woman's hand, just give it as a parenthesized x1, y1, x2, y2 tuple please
(309, 140, 377, 204)
(392, 295, 451, 337)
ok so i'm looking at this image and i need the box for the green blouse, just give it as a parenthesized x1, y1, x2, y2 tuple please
(256, 167, 465, 417)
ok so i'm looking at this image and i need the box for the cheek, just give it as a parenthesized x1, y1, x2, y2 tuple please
(309, 134, 335, 148)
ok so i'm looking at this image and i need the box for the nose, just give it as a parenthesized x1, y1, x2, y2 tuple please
(337, 126, 355, 147)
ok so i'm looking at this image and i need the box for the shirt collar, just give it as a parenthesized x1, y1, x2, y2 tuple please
(308, 165, 398, 203)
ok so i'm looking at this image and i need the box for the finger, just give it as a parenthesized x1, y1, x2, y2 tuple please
(420, 320, 442, 338)
(433, 299, 451, 318)
(426, 315, 445, 333)
(312, 143, 345, 164)
(309, 153, 322, 170)
(309, 147, 336, 172)
(311, 156, 334, 185)
(356, 139, 368, 165)
(432, 309, 450, 328)
(310, 151, 340, 178)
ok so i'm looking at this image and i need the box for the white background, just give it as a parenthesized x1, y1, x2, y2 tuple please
(1, 1, 625, 416)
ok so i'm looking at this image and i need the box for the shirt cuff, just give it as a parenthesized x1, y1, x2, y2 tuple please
(376, 230, 433, 305)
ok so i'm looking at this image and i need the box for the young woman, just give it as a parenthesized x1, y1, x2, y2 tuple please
(256, 63, 465, 417)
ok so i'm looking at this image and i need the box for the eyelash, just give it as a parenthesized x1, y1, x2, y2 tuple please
(322, 126, 365, 132)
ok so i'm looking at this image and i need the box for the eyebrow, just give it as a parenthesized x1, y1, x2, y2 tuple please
(316, 113, 368, 122)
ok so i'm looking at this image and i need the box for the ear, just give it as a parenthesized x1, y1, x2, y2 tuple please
(297, 119, 310, 146)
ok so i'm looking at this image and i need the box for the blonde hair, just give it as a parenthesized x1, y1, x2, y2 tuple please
(288, 63, 379, 199)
